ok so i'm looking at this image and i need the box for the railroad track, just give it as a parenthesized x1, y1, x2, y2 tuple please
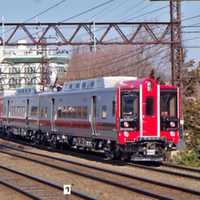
(0, 141, 200, 200)
(1, 135, 200, 181)
(0, 165, 95, 200)
(128, 162, 200, 181)
(162, 162, 200, 173)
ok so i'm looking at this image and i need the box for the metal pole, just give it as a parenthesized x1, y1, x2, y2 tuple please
(93, 21, 96, 53)
(169, 0, 175, 84)
(2, 16, 5, 54)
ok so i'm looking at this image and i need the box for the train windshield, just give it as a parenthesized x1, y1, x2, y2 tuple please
(160, 90, 177, 118)
(121, 91, 139, 117)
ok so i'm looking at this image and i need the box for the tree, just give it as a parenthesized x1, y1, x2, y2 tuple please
(65, 44, 169, 81)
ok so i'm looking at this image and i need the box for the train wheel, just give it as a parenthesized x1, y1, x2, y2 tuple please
(50, 135, 59, 149)
(104, 141, 120, 160)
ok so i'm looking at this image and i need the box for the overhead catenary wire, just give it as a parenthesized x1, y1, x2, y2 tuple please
(126, 5, 168, 21)
(182, 13, 200, 23)
(60, 0, 115, 22)
(89, 0, 129, 21)
(99, 48, 170, 77)
(1, 0, 173, 79)
(1, 0, 69, 37)
(24, 0, 68, 22)
(3, 0, 117, 44)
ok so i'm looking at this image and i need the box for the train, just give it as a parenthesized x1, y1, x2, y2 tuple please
(0, 76, 181, 161)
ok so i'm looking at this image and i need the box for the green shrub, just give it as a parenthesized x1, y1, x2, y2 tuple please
(174, 100, 200, 167)
(174, 149, 200, 167)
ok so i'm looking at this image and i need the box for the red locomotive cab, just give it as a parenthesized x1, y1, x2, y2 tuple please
(116, 77, 180, 161)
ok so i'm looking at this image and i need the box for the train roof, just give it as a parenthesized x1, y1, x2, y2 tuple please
(62, 76, 137, 91)
(3, 77, 137, 98)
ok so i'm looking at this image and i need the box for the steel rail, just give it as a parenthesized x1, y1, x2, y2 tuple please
(1, 138, 200, 181)
(127, 163, 200, 181)
(0, 180, 41, 200)
(0, 144, 200, 198)
(0, 165, 96, 200)
(162, 162, 200, 173)
(0, 149, 173, 200)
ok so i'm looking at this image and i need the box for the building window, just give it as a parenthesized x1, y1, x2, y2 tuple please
(76, 83, 80, 89)
(89, 81, 95, 88)
(82, 82, 86, 89)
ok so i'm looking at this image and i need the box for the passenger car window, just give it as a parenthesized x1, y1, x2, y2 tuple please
(101, 105, 107, 119)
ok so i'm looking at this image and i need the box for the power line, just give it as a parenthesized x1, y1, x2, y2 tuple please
(25, 0, 68, 22)
(67, 44, 169, 75)
(61, 0, 115, 22)
(126, 5, 168, 21)
(89, 0, 128, 20)
(182, 13, 200, 22)
(182, 31, 200, 33)
(1, 0, 68, 39)
(6, 0, 116, 43)
(121, 2, 153, 21)
(101, 48, 169, 77)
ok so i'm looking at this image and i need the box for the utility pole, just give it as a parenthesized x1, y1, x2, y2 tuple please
(169, 0, 183, 86)
(150, 0, 183, 86)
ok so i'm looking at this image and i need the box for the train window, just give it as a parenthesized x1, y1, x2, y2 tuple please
(81, 106, 88, 119)
(145, 97, 154, 116)
(112, 101, 115, 117)
(160, 91, 177, 117)
(101, 105, 107, 119)
(77, 106, 82, 118)
(57, 106, 88, 119)
(40, 107, 48, 118)
(121, 92, 139, 117)
(31, 106, 38, 116)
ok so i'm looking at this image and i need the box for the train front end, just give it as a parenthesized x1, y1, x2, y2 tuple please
(116, 78, 180, 161)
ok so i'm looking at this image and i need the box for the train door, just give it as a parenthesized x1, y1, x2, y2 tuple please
(90, 96, 96, 135)
(50, 98, 55, 132)
(140, 82, 159, 137)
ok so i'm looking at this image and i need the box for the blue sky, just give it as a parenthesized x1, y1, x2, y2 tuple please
(0, 0, 200, 62)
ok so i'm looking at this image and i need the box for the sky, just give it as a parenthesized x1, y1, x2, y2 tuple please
(0, 0, 199, 62)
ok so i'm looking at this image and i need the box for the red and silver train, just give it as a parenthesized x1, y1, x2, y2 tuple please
(0, 76, 181, 161)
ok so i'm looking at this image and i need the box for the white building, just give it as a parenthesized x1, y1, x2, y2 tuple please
(0, 40, 69, 92)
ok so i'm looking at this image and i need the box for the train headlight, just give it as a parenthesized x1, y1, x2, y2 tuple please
(147, 81, 152, 92)
(170, 121, 176, 128)
(123, 121, 129, 128)
(170, 131, 175, 137)
(124, 131, 129, 137)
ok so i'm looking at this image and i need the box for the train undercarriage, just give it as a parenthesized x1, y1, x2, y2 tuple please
(0, 126, 173, 162)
